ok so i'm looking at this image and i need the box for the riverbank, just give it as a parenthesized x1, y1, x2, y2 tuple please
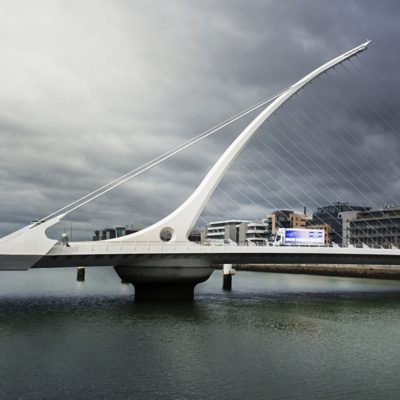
(234, 264, 400, 280)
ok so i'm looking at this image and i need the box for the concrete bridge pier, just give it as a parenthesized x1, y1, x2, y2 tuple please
(223, 264, 236, 290)
(114, 257, 213, 301)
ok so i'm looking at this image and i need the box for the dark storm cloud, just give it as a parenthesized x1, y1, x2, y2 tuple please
(0, 0, 399, 239)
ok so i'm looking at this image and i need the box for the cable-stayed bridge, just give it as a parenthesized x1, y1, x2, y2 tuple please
(1, 39, 400, 300)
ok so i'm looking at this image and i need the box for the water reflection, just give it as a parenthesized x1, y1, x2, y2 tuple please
(0, 269, 400, 399)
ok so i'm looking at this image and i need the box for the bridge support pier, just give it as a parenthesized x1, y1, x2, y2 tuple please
(223, 264, 235, 290)
(76, 266, 85, 282)
(114, 257, 213, 301)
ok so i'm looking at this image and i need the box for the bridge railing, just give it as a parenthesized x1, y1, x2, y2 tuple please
(57, 240, 400, 255)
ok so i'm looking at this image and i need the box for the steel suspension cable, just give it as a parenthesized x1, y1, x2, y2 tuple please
(35, 85, 294, 225)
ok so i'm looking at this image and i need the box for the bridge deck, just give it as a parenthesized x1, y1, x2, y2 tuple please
(29, 241, 400, 269)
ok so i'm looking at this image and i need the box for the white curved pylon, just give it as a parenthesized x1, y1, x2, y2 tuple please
(0, 40, 370, 263)
(118, 40, 370, 243)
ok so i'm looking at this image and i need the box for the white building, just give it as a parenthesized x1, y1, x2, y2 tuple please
(205, 220, 248, 242)
(204, 219, 269, 245)
(239, 220, 269, 245)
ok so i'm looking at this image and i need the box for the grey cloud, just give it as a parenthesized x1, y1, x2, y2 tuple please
(0, 0, 399, 239)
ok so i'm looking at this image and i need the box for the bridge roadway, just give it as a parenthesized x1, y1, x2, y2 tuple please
(33, 241, 400, 268)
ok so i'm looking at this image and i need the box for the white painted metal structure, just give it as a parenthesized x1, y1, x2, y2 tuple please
(2, 40, 392, 273)
(124, 40, 371, 244)
(0, 214, 65, 269)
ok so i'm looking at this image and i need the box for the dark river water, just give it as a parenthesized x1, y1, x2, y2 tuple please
(0, 268, 400, 400)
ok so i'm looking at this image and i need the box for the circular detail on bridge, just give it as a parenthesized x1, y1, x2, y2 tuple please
(160, 227, 174, 242)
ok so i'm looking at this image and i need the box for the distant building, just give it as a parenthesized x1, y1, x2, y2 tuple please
(92, 226, 138, 241)
(115, 226, 127, 237)
(204, 220, 248, 243)
(308, 202, 369, 244)
(204, 219, 269, 245)
(267, 210, 310, 234)
(341, 207, 400, 248)
(338, 210, 361, 246)
(238, 220, 269, 245)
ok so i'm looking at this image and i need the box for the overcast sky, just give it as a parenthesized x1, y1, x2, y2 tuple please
(0, 0, 399, 239)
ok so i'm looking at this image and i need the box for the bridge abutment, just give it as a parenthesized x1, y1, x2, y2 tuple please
(114, 257, 213, 301)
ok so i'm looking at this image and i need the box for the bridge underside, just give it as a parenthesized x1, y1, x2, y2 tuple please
(32, 252, 400, 269)
(114, 257, 213, 301)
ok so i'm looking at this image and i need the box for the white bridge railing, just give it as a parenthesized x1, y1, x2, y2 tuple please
(49, 240, 400, 256)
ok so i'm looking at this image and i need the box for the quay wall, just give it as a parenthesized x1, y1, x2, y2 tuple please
(231, 264, 400, 280)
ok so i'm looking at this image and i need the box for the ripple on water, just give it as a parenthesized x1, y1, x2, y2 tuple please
(0, 270, 399, 399)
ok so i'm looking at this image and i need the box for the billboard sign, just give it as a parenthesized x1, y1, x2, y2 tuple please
(283, 228, 325, 245)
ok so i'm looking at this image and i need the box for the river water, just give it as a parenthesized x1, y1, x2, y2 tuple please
(0, 267, 400, 399)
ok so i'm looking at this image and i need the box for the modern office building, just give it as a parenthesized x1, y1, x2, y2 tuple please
(341, 207, 400, 248)
(338, 210, 361, 246)
(308, 202, 369, 244)
(204, 220, 248, 242)
(204, 219, 269, 245)
(238, 220, 269, 245)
